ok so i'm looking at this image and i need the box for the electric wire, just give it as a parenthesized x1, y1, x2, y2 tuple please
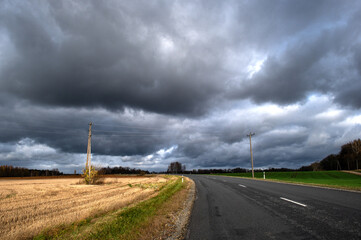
(0, 119, 228, 137)
(0, 126, 84, 136)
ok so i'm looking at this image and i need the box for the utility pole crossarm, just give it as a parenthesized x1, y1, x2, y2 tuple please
(247, 132, 255, 178)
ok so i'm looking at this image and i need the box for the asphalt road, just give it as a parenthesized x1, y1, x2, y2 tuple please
(186, 175, 361, 240)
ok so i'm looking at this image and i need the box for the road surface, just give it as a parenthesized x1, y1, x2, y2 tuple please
(186, 175, 361, 240)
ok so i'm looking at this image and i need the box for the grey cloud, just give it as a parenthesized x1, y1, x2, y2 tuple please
(233, 12, 361, 107)
(1, 0, 361, 172)
(0, 97, 359, 173)
(1, 0, 359, 117)
(334, 44, 361, 108)
(335, 83, 361, 109)
(231, 0, 352, 50)
(0, 0, 227, 116)
(0, 103, 174, 156)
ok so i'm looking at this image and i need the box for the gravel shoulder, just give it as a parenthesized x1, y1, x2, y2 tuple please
(167, 177, 196, 240)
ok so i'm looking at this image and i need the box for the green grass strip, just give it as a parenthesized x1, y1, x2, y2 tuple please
(214, 171, 361, 190)
(88, 178, 183, 239)
(34, 177, 184, 240)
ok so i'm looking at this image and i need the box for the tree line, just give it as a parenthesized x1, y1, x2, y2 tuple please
(98, 166, 149, 175)
(0, 165, 150, 177)
(166, 161, 186, 173)
(165, 162, 296, 174)
(167, 139, 360, 174)
(0, 165, 63, 177)
(300, 139, 361, 171)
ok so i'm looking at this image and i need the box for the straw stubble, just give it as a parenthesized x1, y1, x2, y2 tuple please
(0, 176, 167, 239)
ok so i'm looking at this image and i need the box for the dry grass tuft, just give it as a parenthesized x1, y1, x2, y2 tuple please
(0, 176, 168, 239)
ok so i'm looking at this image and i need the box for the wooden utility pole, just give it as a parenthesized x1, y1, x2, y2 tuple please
(247, 132, 255, 178)
(86, 122, 92, 178)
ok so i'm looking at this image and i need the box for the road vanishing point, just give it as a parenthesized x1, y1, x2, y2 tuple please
(186, 175, 361, 240)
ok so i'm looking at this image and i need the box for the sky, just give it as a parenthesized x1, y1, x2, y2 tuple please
(0, 0, 360, 173)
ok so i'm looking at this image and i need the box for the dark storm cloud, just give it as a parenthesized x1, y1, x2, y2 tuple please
(0, 0, 227, 116)
(0, 96, 359, 172)
(1, 0, 361, 172)
(334, 43, 361, 108)
(0, 102, 175, 156)
(1, 0, 359, 116)
(171, 95, 361, 170)
(233, 7, 361, 107)
(231, 0, 350, 49)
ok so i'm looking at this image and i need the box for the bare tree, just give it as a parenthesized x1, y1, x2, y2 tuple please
(351, 139, 361, 170)
(167, 162, 185, 174)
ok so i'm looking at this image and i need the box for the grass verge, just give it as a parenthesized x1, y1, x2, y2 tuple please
(133, 177, 194, 239)
(34, 176, 186, 240)
(214, 171, 361, 191)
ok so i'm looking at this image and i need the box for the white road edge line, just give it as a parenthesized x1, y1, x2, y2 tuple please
(280, 197, 307, 207)
(238, 184, 246, 188)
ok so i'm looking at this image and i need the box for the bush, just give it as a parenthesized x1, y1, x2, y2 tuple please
(82, 165, 101, 184)
(137, 170, 146, 176)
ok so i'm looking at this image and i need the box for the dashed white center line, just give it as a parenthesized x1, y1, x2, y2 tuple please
(238, 184, 246, 188)
(280, 197, 307, 207)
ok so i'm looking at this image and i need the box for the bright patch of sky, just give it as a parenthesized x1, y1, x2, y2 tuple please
(315, 109, 343, 120)
(340, 114, 361, 126)
(159, 35, 175, 54)
(157, 145, 177, 157)
(0, 138, 56, 161)
(247, 58, 266, 78)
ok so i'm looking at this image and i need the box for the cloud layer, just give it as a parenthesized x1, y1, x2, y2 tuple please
(0, 0, 360, 172)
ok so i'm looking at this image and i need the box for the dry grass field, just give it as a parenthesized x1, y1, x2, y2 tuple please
(0, 176, 169, 239)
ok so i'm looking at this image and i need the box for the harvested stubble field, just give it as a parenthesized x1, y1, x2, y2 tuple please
(0, 175, 169, 239)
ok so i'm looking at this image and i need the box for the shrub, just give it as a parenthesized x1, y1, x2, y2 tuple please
(82, 165, 101, 184)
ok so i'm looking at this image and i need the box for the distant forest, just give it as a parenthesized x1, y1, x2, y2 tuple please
(0, 165, 150, 177)
(299, 138, 361, 171)
(168, 139, 361, 174)
(165, 166, 297, 174)
(0, 165, 63, 177)
(98, 166, 149, 175)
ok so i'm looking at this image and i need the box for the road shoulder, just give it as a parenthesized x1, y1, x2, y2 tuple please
(136, 176, 196, 240)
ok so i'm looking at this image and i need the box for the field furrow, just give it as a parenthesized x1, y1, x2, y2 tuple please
(0, 176, 168, 240)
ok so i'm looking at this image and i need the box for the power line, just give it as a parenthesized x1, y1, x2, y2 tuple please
(92, 122, 225, 133)
(0, 116, 229, 133)
(0, 119, 87, 131)
(0, 127, 229, 138)
(92, 129, 164, 134)
(92, 123, 169, 131)
(0, 118, 232, 139)
(0, 126, 84, 136)
(0, 115, 89, 126)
